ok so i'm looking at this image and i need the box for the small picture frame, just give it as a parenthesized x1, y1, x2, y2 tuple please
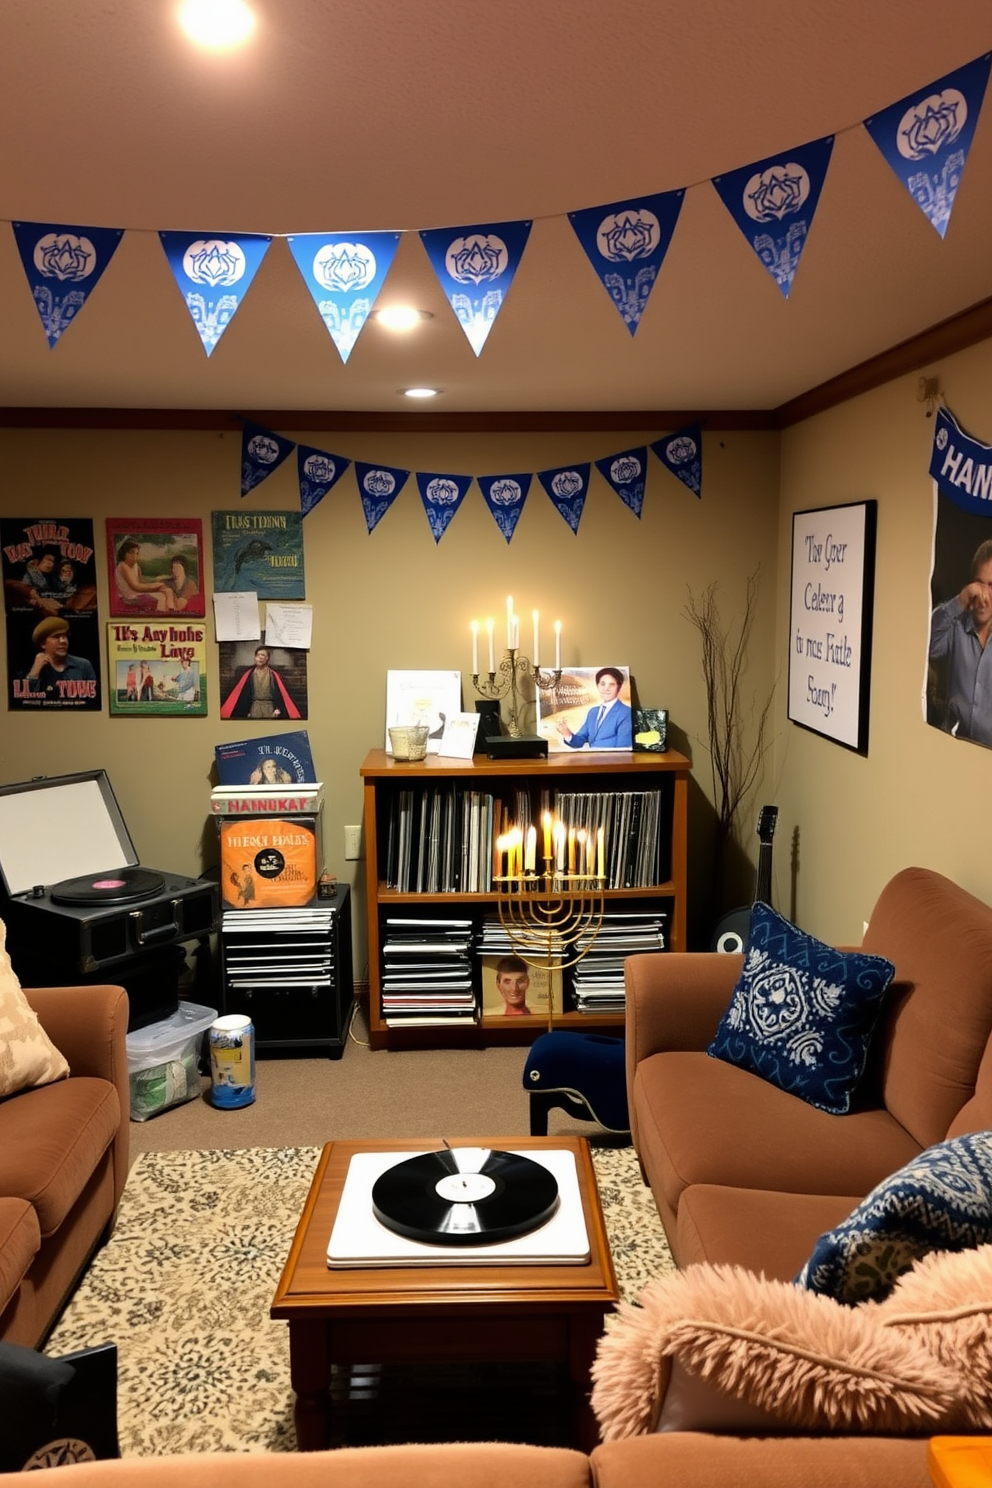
(438, 712, 481, 759)
(633, 708, 668, 752)
(537, 665, 633, 751)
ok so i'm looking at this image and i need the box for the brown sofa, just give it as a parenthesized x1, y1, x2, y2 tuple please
(0, 1436, 938, 1487)
(626, 865, 992, 1280)
(0, 983, 129, 1347)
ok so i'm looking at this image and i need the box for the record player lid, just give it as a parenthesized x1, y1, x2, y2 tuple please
(0, 770, 138, 898)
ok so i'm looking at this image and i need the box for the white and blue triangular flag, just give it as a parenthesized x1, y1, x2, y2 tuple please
(297, 445, 352, 518)
(241, 422, 295, 497)
(595, 448, 648, 515)
(420, 220, 532, 355)
(712, 135, 834, 298)
(478, 473, 532, 543)
(355, 461, 410, 534)
(287, 231, 402, 362)
(651, 424, 702, 498)
(416, 472, 473, 544)
(159, 231, 271, 355)
(568, 192, 684, 335)
(538, 464, 591, 534)
(864, 53, 991, 239)
(12, 221, 124, 348)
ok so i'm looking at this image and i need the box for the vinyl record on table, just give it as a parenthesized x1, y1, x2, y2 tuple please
(50, 866, 166, 905)
(371, 1147, 559, 1246)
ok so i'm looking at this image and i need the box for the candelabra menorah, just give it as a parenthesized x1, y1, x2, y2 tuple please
(494, 858, 605, 1031)
(473, 649, 562, 739)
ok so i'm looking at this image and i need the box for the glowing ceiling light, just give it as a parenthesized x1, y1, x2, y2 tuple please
(374, 307, 433, 333)
(401, 387, 440, 399)
(178, 0, 257, 49)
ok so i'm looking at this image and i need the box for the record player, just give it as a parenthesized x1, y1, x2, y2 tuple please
(0, 770, 217, 976)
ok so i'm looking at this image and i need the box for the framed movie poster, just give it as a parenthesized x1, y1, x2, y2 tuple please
(106, 517, 205, 619)
(218, 634, 308, 720)
(108, 620, 207, 716)
(788, 500, 876, 754)
(2, 516, 102, 711)
(211, 510, 305, 599)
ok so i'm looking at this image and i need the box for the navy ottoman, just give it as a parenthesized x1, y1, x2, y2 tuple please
(522, 1031, 630, 1136)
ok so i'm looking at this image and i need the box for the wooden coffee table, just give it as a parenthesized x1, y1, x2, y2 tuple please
(271, 1135, 619, 1451)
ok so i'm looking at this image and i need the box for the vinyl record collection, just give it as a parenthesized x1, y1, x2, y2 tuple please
(380, 917, 476, 1026)
(571, 910, 667, 1013)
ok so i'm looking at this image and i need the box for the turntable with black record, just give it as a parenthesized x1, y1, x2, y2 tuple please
(0, 771, 217, 1027)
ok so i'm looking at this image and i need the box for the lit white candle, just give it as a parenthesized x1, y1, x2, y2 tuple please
(506, 596, 514, 648)
(597, 826, 605, 880)
(577, 829, 587, 875)
(554, 820, 566, 872)
(532, 610, 540, 666)
(486, 617, 495, 672)
(542, 810, 552, 862)
(525, 825, 536, 873)
(470, 620, 479, 674)
(568, 827, 576, 873)
(554, 619, 562, 669)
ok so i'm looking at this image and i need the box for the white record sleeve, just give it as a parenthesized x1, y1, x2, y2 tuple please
(327, 1148, 590, 1268)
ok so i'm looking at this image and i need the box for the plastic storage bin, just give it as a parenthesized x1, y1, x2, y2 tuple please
(126, 999, 217, 1122)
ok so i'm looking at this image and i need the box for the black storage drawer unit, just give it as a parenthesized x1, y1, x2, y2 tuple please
(219, 885, 353, 1058)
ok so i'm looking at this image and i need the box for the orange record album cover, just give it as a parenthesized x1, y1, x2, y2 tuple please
(220, 817, 317, 908)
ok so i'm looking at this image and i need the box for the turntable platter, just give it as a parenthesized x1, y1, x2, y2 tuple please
(49, 867, 166, 906)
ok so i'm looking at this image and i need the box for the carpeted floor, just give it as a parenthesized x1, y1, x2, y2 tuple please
(44, 1144, 674, 1456)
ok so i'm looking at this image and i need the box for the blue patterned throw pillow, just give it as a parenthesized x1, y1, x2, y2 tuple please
(707, 902, 894, 1115)
(797, 1132, 992, 1303)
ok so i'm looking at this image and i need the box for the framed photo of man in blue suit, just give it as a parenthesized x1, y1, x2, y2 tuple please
(537, 665, 633, 751)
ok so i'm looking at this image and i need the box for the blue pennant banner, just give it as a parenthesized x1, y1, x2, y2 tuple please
(929, 406, 992, 513)
(12, 221, 124, 348)
(864, 54, 991, 240)
(595, 447, 648, 515)
(420, 219, 532, 355)
(712, 135, 834, 298)
(297, 444, 352, 518)
(568, 191, 685, 335)
(159, 231, 271, 355)
(241, 422, 296, 498)
(651, 422, 703, 497)
(287, 231, 402, 363)
(355, 461, 410, 534)
(477, 473, 533, 543)
(537, 464, 592, 534)
(416, 472, 474, 544)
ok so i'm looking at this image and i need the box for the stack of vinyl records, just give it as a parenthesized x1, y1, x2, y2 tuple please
(380, 917, 476, 1026)
(571, 910, 668, 1013)
(221, 906, 339, 990)
(476, 916, 565, 963)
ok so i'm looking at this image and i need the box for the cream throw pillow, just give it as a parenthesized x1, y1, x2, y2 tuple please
(0, 920, 69, 1098)
(590, 1261, 964, 1440)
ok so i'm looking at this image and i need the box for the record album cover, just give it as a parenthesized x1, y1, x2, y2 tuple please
(106, 517, 205, 618)
(480, 954, 562, 1022)
(212, 510, 305, 599)
(214, 729, 316, 784)
(537, 666, 633, 751)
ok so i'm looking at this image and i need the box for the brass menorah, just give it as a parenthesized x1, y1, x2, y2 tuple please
(494, 822, 605, 1029)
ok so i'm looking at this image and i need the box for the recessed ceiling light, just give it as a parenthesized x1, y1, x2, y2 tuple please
(373, 307, 433, 333)
(178, 0, 256, 49)
(401, 387, 440, 399)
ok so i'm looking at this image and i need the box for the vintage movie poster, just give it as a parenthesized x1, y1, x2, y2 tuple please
(479, 954, 561, 1023)
(108, 620, 207, 716)
(2, 516, 102, 711)
(218, 633, 308, 720)
(106, 516, 205, 619)
(537, 665, 633, 751)
(211, 510, 305, 599)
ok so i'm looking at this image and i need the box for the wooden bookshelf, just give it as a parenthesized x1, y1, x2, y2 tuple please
(360, 748, 690, 1050)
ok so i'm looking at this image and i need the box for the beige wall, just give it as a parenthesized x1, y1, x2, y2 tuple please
(774, 337, 992, 943)
(0, 424, 780, 963)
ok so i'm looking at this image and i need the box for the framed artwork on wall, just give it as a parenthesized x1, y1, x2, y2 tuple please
(788, 500, 877, 754)
(106, 517, 205, 619)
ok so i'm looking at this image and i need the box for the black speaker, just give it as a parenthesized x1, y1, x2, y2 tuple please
(474, 699, 501, 740)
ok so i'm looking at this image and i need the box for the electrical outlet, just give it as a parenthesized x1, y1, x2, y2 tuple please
(344, 824, 362, 860)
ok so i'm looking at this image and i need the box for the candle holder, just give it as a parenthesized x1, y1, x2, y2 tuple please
(473, 649, 562, 739)
(494, 865, 605, 1030)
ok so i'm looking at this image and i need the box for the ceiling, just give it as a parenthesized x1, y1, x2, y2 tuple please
(2, 0, 991, 420)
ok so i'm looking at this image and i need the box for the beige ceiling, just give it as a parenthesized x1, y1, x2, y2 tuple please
(1, 0, 991, 417)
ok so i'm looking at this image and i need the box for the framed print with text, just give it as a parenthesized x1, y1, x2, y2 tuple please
(788, 500, 876, 754)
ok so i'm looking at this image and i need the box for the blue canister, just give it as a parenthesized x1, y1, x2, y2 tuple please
(209, 1014, 256, 1108)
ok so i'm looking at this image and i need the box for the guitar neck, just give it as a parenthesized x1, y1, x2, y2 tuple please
(755, 842, 773, 905)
